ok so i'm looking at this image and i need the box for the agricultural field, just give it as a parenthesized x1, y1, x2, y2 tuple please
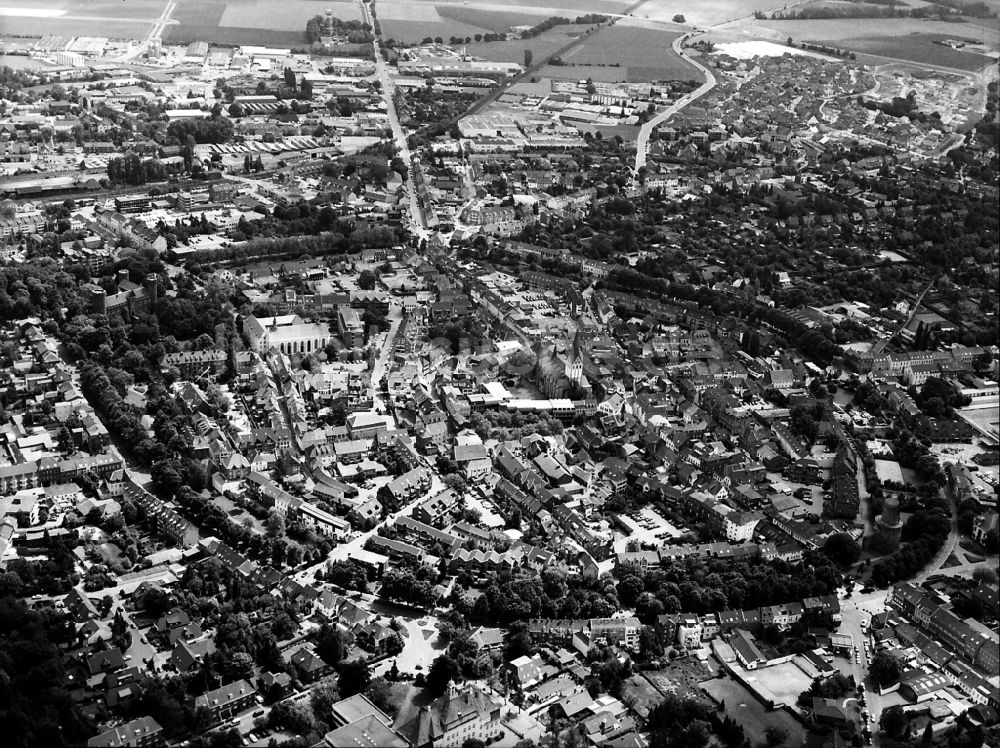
(378, 0, 630, 45)
(832, 33, 996, 71)
(537, 63, 634, 81)
(166, 0, 363, 46)
(557, 23, 695, 81)
(401, 0, 633, 12)
(747, 16, 999, 70)
(0, 0, 363, 46)
(636, 0, 794, 27)
(461, 24, 585, 63)
(435, 6, 544, 33)
(0, 0, 166, 40)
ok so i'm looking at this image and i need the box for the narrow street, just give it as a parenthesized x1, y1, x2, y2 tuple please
(263, 350, 302, 457)
(368, 302, 403, 414)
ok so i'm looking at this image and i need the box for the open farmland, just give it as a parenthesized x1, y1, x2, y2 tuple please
(746, 16, 999, 70)
(435, 6, 544, 34)
(558, 23, 696, 81)
(0, 0, 166, 39)
(399, 0, 633, 12)
(828, 33, 996, 71)
(166, 0, 364, 46)
(0, 0, 363, 46)
(636, 0, 796, 27)
(379, 3, 486, 44)
(537, 63, 634, 81)
(462, 24, 586, 63)
(378, 0, 632, 45)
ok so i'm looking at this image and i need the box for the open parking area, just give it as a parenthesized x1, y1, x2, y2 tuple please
(751, 660, 815, 707)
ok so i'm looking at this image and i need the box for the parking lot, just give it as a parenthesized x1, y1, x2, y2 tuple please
(615, 506, 685, 550)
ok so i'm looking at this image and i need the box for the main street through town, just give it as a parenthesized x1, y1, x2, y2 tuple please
(362, 0, 430, 243)
(368, 301, 403, 414)
(838, 587, 890, 747)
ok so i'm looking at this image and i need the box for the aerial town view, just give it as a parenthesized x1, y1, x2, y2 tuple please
(0, 0, 997, 746)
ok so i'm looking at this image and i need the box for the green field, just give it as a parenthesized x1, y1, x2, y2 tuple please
(824, 32, 995, 71)
(753, 15, 999, 70)
(559, 24, 695, 81)
(537, 63, 633, 81)
(462, 24, 585, 63)
(435, 6, 543, 33)
(0, 0, 166, 40)
(397, 0, 632, 11)
(0, 0, 363, 47)
(166, 0, 364, 46)
(378, 0, 629, 45)
(637, 0, 794, 26)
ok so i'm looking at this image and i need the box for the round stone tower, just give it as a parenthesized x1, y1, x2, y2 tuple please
(90, 287, 107, 315)
(875, 495, 904, 551)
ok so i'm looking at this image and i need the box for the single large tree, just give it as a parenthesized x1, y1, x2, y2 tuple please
(338, 659, 371, 697)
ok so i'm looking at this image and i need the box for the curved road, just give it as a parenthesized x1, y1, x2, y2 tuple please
(916, 483, 960, 583)
(634, 33, 717, 176)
